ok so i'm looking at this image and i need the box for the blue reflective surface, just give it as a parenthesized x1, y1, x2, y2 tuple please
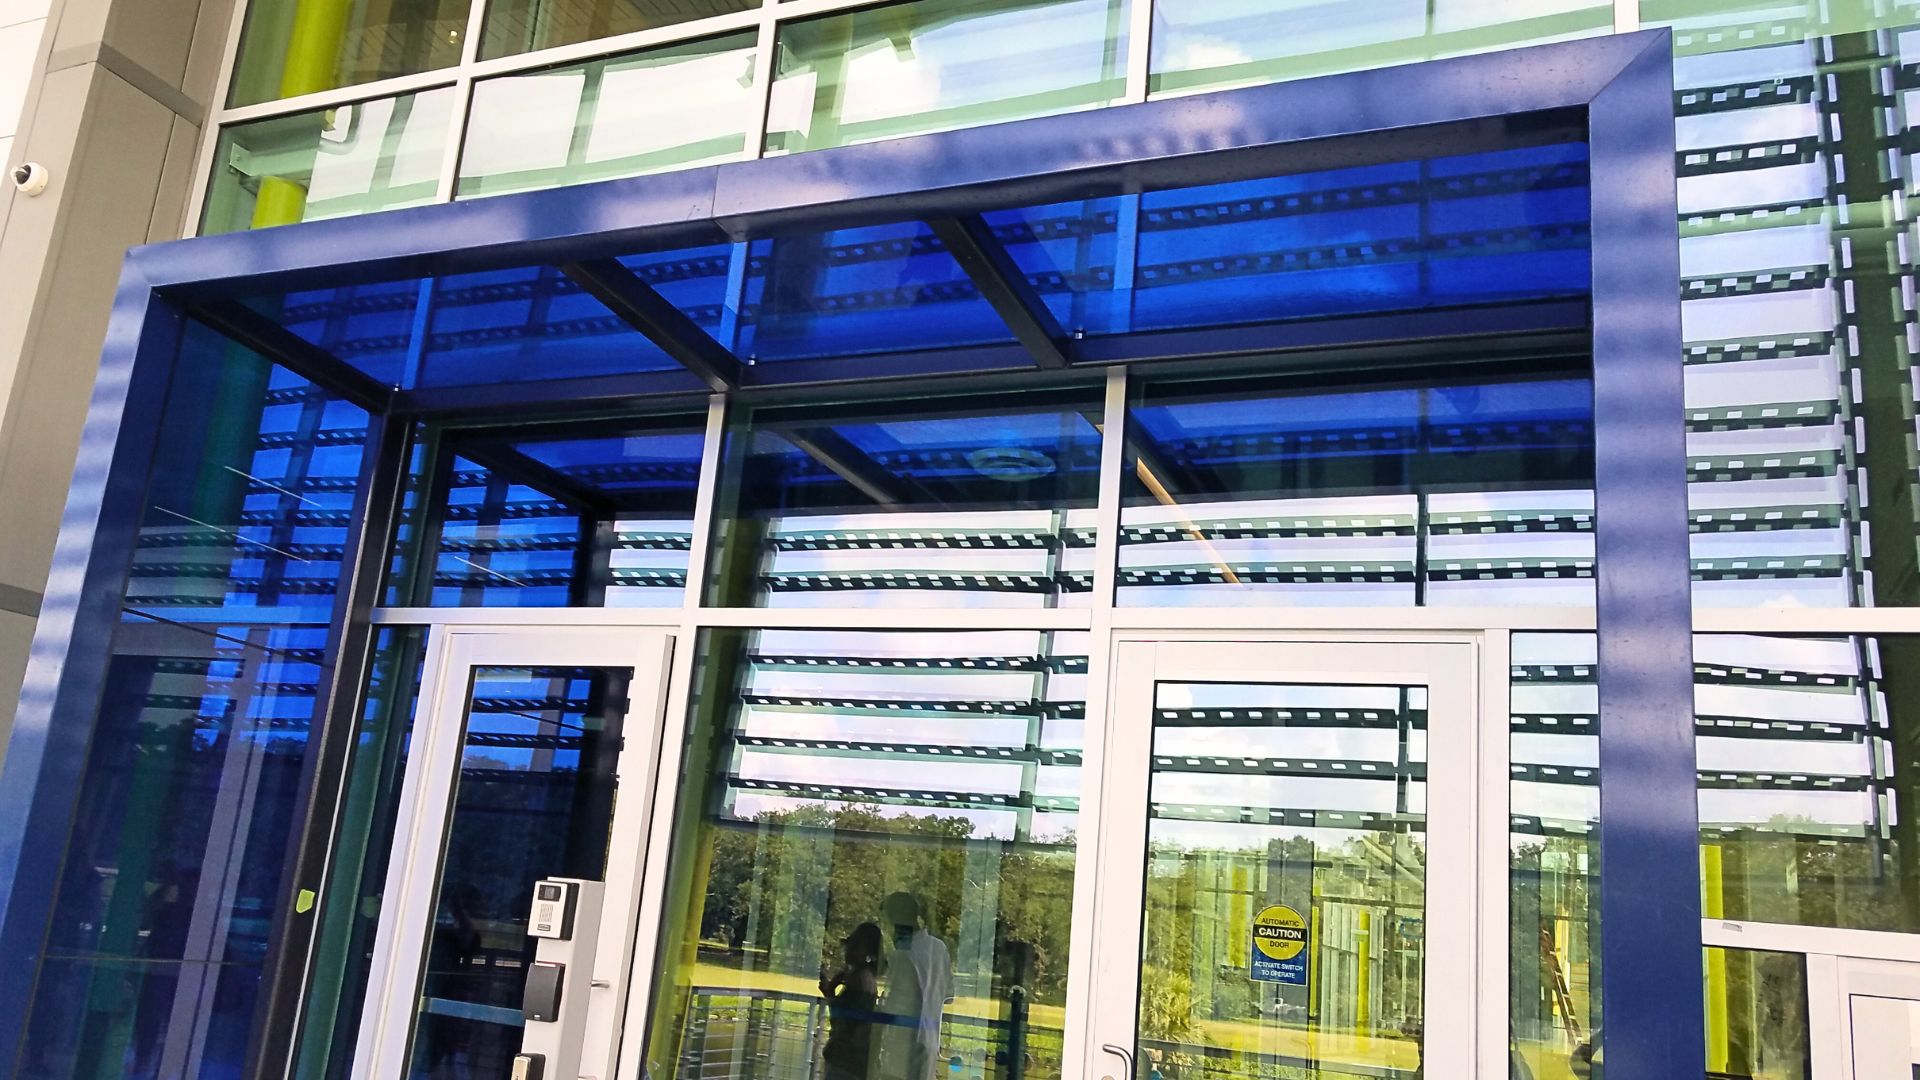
(130, 325, 369, 623)
(981, 197, 1128, 338)
(415, 266, 686, 387)
(244, 143, 1587, 389)
(1120, 369, 1595, 606)
(1130, 144, 1591, 333)
(709, 391, 1105, 607)
(21, 957, 259, 1079)
(407, 665, 629, 1078)
(16, 325, 369, 1078)
(387, 422, 703, 607)
(735, 222, 1017, 363)
(264, 249, 737, 390)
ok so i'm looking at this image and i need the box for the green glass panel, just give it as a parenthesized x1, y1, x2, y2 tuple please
(1147, 0, 1609, 98)
(1136, 678, 1427, 1078)
(228, 0, 471, 107)
(458, 33, 757, 198)
(1696, 633, 1920, 934)
(1702, 948, 1808, 1080)
(480, 0, 753, 58)
(642, 628, 1086, 1080)
(1509, 633, 1598, 1079)
(764, 0, 1130, 156)
(201, 89, 456, 235)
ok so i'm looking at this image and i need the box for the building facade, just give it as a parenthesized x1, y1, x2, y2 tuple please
(0, 2, 1916, 1080)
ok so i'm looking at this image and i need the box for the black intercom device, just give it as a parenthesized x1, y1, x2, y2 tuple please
(522, 961, 565, 1023)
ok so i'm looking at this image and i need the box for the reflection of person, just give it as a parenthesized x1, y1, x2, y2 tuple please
(821, 922, 883, 1080)
(423, 882, 486, 1078)
(879, 892, 952, 1080)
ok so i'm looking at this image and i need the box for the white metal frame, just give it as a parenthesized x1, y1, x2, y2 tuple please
(349, 623, 675, 1080)
(1826, 957, 1920, 1078)
(342, 364, 1920, 1079)
(1083, 634, 1492, 1080)
(1701, 926, 1920, 1079)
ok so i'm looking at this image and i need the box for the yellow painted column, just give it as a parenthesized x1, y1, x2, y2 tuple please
(1702, 844, 1730, 1074)
(251, 175, 311, 228)
(250, 0, 353, 228)
(278, 0, 352, 98)
(1355, 909, 1371, 1044)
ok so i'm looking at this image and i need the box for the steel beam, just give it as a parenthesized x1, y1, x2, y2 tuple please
(929, 215, 1069, 369)
(189, 299, 396, 412)
(560, 258, 742, 392)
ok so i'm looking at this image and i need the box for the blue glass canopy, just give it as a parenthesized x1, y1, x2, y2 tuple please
(231, 141, 1592, 397)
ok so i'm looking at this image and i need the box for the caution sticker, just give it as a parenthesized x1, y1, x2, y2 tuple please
(1250, 904, 1308, 985)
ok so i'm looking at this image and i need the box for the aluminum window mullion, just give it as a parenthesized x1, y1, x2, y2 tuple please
(182, 0, 257, 236)
(463, 7, 769, 78)
(681, 394, 730, 609)
(1092, 367, 1127, 609)
(1124, 0, 1153, 103)
(435, 77, 475, 202)
(433, 0, 492, 202)
(741, 0, 782, 163)
(215, 71, 466, 125)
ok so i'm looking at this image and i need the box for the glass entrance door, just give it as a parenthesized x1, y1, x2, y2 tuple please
(352, 625, 675, 1080)
(1842, 960, 1920, 1080)
(1086, 639, 1482, 1080)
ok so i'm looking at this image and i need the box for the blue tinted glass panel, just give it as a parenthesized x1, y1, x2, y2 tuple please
(735, 221, 1017, 363)
(416, 266, 684, 387)
(20, 320, 370, 1078)
(387, 421, 704, 607)
(707, 391, 1103, 607)
(40, 616, 329, 960)
(981, 197, 1128, 338)
(20, 957, 260, 1078)
(1119, 369, 1595, 606)
(1129, 143, 1591, 334)
(275, 279, 425, 387)
(131, 325, 368, 623)
(252, 247, 735, 392)
(295, 628, 427, 1080)
(620, 244, 736, 350)
(419, 452, 587, 605)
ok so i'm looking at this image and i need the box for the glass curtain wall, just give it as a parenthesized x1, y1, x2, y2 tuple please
(201, 0, 1607, 235)
(1651, 0, 1920, 610)
(13, 323, 372, 1077)
(642, 628, 1088, 1080)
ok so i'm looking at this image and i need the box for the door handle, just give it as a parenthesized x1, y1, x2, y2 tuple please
(1101, 1043, 1135, 1079)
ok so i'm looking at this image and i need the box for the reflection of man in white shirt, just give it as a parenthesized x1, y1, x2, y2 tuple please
(879, 892, 951, 1080)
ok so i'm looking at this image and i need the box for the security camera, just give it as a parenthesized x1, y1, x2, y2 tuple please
(11, 162, 49, 197)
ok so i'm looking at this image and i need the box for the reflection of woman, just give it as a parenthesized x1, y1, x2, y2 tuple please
(821, 923, 883, 1080)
